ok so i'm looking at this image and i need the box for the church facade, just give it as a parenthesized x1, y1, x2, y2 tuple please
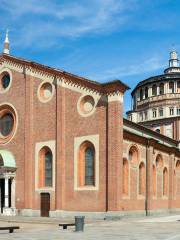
(0, 33, 180, 218)
(127, 51, 180, 141)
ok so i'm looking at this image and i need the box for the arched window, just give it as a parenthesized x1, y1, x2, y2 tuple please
(140, 89, 143, 100)
(45, 151, 53, 187)
(176, 160, 180, 169)
(156, 154, 163, 168)
(175, 160, 180, 196)
(38, 147, 53, 188)
(129, 146, 138, 165)
(78, 141, 95, 187)
(139, 162, 145, 195)
(163, 167, 168, 196)
(153, 165, 156, 196)
(123, 159, 129, 195)
(169, 82, 174, 93)
(152, 84, 157, 96)
(145, 87, 148, 99)
(85, 147, 94, 185)
(159, 83, 164, 95)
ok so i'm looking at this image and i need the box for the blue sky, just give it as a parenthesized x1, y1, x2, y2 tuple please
(0, 0, 180, 113)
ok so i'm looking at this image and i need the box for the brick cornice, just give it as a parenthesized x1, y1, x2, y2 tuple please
(0, 54, 129, 95)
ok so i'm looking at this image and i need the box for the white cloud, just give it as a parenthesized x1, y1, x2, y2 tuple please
(0, 0, 139, 49)
(90, 56, 165, 81)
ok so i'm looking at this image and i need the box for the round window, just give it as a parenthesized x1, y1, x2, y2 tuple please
(80, 95, 95, 114)
(77, 95, 96, 117)
(0, 105, 17, 144)
(38, 82, 54, 103)
(0, 72, 11, 92)
(2, 74, 10, 89)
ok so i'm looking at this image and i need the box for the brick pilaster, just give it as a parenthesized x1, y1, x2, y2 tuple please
(107, 94, 123, 211)
(146, 143, 154, 215)
(168, 152, 175, 210)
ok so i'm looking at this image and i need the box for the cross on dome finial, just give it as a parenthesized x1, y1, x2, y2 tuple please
(164, 49, 180, 74)
(169, 49, 179, 68)
(3, 29, 10, 55)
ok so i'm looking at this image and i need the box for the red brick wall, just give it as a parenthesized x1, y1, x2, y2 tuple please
(1, 65, 180, 215)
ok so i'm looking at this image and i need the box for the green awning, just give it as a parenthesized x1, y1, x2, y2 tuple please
(0, 150, 16, 168)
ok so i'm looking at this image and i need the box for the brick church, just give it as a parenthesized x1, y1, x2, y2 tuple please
(0, 31, 180, 218)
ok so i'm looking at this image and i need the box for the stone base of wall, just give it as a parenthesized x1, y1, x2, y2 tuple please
(16, 208, 180, 219)
(18, 209, 40, 217)
(3, 207, 16, 216)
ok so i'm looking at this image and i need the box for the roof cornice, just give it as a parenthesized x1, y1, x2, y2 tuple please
(0, 54, 129, 95)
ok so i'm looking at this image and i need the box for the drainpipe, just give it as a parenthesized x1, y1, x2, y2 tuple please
(54, 75, 57, 210)
(106, 96, 109, 213)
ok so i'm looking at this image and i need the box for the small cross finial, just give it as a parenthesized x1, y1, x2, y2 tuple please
(5, 29, 9, 43)
(3, 29, 10, 54)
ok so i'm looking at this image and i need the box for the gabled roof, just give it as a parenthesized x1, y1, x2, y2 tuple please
(0, 54, 129, 95)
(123, 118, 179, 149)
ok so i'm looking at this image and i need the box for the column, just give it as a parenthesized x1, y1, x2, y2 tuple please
(165, 82, 168, 94)
(157, 86, 160, 95)
(175, 81, 177, 93)
(143, 88, 145, 99)
(4, 177, 9, 208)
(11, 178, 16, 208)
(148, 87, 152, 97)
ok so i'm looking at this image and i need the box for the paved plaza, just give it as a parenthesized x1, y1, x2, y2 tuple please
(0, 215, 180, 239)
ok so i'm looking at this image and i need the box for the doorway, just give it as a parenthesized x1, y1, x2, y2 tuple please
(40, 193, 50, 217)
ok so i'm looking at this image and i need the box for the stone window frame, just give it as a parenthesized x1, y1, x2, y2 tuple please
(37, 80, 55, 103)
(169, 107, 174, 116)
(0, 68, 13, 94)
(0, 103, 18, 145)
(77, 94, 98, 118)
(74, 134, 99, 191)
(35, 140, 55, 192)
(152, 108, 157, 118)
(38, 146, 53, 188)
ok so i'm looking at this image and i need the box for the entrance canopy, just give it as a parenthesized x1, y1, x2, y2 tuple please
(0, 150, 16, 168)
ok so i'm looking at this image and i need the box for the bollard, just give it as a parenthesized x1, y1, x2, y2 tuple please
(75, 216, 85, 232)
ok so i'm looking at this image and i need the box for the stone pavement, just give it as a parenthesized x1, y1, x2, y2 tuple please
(0, 214, 180, 239)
